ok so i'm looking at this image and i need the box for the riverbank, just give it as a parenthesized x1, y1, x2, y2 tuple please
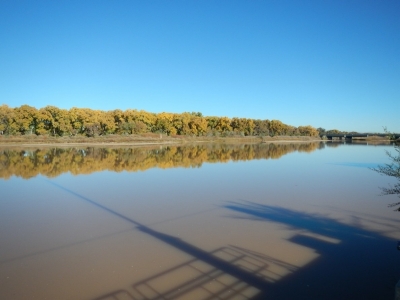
(0, 134, 322, 148)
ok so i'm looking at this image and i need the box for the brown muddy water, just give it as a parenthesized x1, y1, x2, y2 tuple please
(0, 142, 399, 300)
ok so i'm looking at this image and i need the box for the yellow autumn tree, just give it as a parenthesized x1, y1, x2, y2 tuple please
(0, 104, 17, 135)
(14, 105, 38, 135)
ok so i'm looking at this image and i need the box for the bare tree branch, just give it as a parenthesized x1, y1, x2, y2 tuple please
(371, 130, 400, 210)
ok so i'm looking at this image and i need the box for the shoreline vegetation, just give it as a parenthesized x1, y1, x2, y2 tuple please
(0, 105, 394, 147)
(0, 104, 326, 139)
(0, 134, 320, 147)
(0, 133, 392, 148)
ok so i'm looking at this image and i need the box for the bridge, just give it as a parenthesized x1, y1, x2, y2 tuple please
(324, 133, 400, 140)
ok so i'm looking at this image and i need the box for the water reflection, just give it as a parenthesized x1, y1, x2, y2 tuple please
(1, 142, 399, 300)
(0, 142, 322, 179)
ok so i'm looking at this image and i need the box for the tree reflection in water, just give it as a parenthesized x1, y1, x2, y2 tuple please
(0, 142, 322, 179)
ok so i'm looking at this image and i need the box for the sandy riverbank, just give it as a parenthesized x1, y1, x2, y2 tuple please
(0, 134, 323, 148)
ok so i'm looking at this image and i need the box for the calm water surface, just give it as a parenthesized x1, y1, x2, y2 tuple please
(0, 142, 399, 300)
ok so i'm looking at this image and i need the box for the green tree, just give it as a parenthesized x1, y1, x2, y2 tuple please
(326, 129, 342, 134)
(253, 119, 270, 136)
(317, 127, 326, 136)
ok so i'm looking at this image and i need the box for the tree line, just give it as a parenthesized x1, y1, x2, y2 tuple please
(0, 104, 321, 137)
(0, 143, 322, 179)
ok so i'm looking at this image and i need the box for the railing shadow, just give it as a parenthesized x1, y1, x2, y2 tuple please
(52, 179, 400, 299)
(93, 245, 297, 300)
(224, 201, 400, 299)
(49, 182, 293, 299)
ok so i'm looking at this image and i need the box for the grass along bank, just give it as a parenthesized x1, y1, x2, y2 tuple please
(0, 133, 322, 147)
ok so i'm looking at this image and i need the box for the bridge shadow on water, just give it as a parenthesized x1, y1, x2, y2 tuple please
(91, 218, 292, 299)
(91, 202, 400, 300)
(93, 244, 297, 300)
(224, 201, 400, 299)
(51, 181, 400, 299)
(49, 182, 282, 299)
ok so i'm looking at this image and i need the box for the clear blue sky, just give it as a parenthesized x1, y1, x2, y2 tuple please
(1, 0, 399, 132)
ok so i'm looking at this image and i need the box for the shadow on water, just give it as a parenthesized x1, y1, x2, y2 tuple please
(48, 181, 274, 299)
(93, 245, 298, 300)
(224, 201, 400, 299)
(49, 181, 399, 299)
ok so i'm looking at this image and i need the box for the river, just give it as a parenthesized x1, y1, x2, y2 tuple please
(0, 141, 399, 299)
